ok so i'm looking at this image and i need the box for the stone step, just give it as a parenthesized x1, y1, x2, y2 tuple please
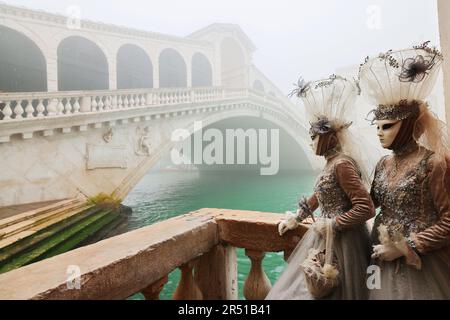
(78, 209, 129, 247)
(0, 199, 79, 230)
(0, 206, 102, 263)
(36, 210, 121, 262)
(0, 209, 117, 274)
(0, 203, 94, 249)
(0, 201, 90, 241)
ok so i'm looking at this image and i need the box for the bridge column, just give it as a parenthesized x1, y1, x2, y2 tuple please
(47, 53, 58, 92)
(108, 55, 117, 90)
(438, 0, 450, 134)
(186, 59, 192, 88)
(213, 43, 222, 86)
(153, 63, 160, 89)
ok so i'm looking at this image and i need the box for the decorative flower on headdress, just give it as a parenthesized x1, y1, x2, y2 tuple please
(398, 54, 436, 83)
(309, 115, 332, 137)
(288, 77, 310, 98)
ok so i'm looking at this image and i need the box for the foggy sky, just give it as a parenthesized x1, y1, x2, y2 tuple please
(2, 0, 440, 95)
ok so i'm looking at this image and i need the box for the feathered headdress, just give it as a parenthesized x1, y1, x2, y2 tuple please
(290, 74, 375, 187)
(359, 42, 450, 177)
(290, 74, 359, 137)
(358, 41, 443, 122)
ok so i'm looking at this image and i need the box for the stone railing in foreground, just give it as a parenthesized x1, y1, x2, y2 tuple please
(0, 208, 308, 300)
(0, 87, 281, 121)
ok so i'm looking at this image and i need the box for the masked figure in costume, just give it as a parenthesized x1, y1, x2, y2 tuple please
(359, 42, 450, 299)
(265, 75, 375, 300)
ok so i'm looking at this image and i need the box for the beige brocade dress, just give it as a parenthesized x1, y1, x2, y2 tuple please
(266, 153, 375, 300)
(370, 146, 450, 299)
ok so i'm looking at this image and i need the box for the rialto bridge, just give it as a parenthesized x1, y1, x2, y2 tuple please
(0, 3, 317, 208)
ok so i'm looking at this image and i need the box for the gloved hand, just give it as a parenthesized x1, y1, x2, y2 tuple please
(278, 210, 300, 236)
(373, 225, 422, 269)
(312, 218, 337, 237)
(371, 243, 403, 261)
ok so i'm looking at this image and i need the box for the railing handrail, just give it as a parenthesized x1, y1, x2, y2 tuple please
(0, 86, 292, 123)
(0, 208, 308, 300)
(0, 87, 259, 100)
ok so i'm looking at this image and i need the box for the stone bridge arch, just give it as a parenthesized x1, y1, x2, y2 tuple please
(111, 107, 316, 200)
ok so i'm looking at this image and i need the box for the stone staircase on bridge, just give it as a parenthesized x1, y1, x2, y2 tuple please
(0, 198, 129, 274)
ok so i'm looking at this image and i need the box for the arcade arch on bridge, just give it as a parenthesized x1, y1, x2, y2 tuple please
(57, 36, 109, 91)
(159, 48, 187, 88)
(192, 53, 212, 87)
(0, 25, 47, 93)
(117, 44, 153, 90)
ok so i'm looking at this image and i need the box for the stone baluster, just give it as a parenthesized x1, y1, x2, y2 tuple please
(98, 97, 105, 111)
(129, 95, 135, 108)
(173, 92, 177, 104)
(123, 96, 129, 109)
(173, 260, 203, 300)
(2, 101, 12, 120)
(117, 95, 123, 109)
(104, 96, 111, 110)
(14, 100, 24, 119)
(36, 99, 45, 117)
(194, 244, 238, 300)
(24, 99, 34, 118)
(243, 249, 271, 300)
(91, 97, 98, 111)
(64, 98, 72, 114)
(73, 98, 80, 114)
(56, 99, 64, 115)
(141, 275, 169, 300)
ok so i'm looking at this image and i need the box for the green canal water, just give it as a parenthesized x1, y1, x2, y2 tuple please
(122, 169, 317, 300)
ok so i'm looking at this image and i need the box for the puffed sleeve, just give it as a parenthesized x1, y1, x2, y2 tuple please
(412, 156, 450, 254)
(335, 159, 376, 229)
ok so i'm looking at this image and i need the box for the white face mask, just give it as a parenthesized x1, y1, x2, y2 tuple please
(375, 119, 403, 149)
(310, 135, 319, 154)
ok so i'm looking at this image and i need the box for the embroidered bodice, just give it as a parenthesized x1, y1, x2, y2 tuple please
(371, 148, 440, 238)
(313, 154, 357, 218)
